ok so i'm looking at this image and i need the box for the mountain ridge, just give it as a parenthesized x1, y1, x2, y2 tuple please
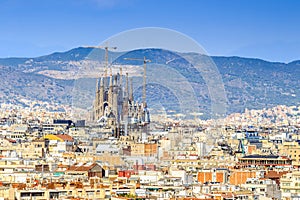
(0, 47, 299, 118)
(1, 47, 299, 65)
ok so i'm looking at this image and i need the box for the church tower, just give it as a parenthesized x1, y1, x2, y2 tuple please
(93, 68, 150, 138)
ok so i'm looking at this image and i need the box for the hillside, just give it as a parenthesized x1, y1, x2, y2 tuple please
(0, 47, 299, 118)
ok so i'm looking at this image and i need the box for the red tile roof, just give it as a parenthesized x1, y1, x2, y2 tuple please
(265, 170, 289, 179)
(56, 134, 74, 142)
(67, 163, 100, 172)
(5, 138, 16, 143)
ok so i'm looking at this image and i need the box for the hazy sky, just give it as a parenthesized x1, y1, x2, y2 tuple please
(0, 0, 299, 62)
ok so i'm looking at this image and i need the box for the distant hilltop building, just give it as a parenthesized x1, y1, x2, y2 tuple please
(93, 68, 150, 137)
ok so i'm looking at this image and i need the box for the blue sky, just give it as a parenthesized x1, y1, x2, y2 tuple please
(0, 0, 299, 62)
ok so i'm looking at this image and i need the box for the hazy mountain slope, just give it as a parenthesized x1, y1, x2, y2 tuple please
(0, 47, 299, 118)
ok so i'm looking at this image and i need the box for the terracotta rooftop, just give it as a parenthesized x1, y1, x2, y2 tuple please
(67, 163, 99, 172)
(265, 170, 289, 179)
(56, 134, 74, 142)
(5, 138, 16, 143)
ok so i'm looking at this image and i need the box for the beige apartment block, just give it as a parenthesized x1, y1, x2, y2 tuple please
(279, 141, 300, 166)
(280, 171, 300, 199)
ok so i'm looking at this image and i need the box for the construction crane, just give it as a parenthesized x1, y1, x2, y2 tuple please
(124, 56, 151, 106)
(86, 45, 117, 76)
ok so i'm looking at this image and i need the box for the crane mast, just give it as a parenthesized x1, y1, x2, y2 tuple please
(87, 45, 117, 77)
(124, 56, 151, 106)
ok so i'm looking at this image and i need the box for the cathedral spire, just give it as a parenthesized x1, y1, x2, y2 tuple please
(109, 74, 113, 87)
(114, 74, 118, 86)
(100, 77, 104, 87)
(96, 78, 100, 91)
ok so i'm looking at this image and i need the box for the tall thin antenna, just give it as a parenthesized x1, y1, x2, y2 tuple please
(142, 56, 147, 106)
(95, 45, 117, 77)
(120, 67, 123, 86)
(130, 77, 133, 102)
(125, 73, 129, 97)
(123, 57, 151, 105)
